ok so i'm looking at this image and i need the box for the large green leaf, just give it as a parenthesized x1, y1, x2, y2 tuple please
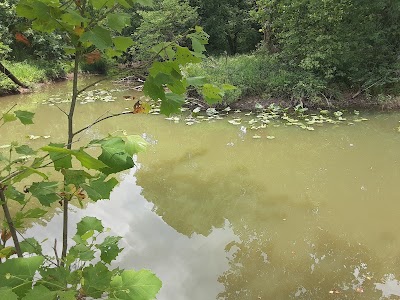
(20, 238, 42, 255)
(107, 13, 130, 32)
(175, 46, 201, 65)
(81, 175, 118, 201)
(97, 236, 122, 264)
(0, 287, 18, 300)
(98, 137, 134, 174)
(42, 146, 107, 171)
(4, 186, 25, 204)
(29, 181, 59, 206)
(143, 76, 166, 101)
(14, 110, 34, 125)
(15, 145, 36, 155)
(2, 113, 17, 123)
(113, 37, 134, 52)
(0, 256, 44, 297)
(125, 135, 147, 156)
(76, 216, 104, 236)
(110, 269, 162, 300)
(202, 83, 223, 104)
(80, 26, 113, 51)
(160, 93, 185, 116)
(47, 143, 72, 171)
(74, 149, 108, 170)
(82, 262, 113, 298)
(62, 169, 92, 187)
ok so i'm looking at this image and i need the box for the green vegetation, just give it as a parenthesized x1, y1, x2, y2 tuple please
(0, 60, 67, 94)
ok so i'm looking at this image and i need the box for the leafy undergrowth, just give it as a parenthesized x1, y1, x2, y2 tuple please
(0, 60, 68, 95)
(184, 54, 400, 109)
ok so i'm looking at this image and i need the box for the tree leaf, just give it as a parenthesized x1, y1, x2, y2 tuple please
(80, 26, 113, 51)
(74, 149, 108, 170)
(98, 137, 134, 174)
(0, 256, 44, 297)
(47, 143, 72, 171)
(2, 113, 17, 123)
(107, 13, 130, 32)
(76, 216, 104, 236)
(20, 238, 42, 255)
(62, 169, 92, 187)
(125, 135, 147, 156)
(22, 208, 47, 219)
(186, 76, 207, 87)
(160, 92, 185, 116)
(202, 83, 223, 104)
(0, 287, 18, 300)
(81, 175, 118, 201)
(4, 185, 25, 204)
(22, 284, 56, 300)
(14, 110, 34, 125)
(113, 36, 134, 52)
(82, 262, 113, 298)
(15, 145, 36, 155)
(97, 236, 122, 264)
(29, 181, 59, 206)
(110, 269, 162, 300)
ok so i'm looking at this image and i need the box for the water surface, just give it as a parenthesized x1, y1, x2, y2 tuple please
(2, 79, 400, 299)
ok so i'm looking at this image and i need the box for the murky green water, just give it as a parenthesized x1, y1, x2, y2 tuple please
(2, 78, 400, 299)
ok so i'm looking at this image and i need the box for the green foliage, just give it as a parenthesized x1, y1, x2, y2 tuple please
(189, 0, 261, 55)
(0, 60, 66, 95)
(253, 0, 400, 94)
(130, 0, 199, 61)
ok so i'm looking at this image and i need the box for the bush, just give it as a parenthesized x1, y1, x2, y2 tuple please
(184, 53, 331, 103)
(80, 58, 110, 75)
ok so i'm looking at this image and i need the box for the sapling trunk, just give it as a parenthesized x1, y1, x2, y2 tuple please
(0, 188, 22, 257)
(61, 48, 80, 265)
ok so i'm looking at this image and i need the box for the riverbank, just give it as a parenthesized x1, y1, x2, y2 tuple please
(0, 60, 70, 96)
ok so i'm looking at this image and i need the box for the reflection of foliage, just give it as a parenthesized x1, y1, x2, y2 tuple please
(219, 230, 381, 299)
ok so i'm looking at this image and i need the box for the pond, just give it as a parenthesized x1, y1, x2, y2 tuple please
(2, 78, 400, 299)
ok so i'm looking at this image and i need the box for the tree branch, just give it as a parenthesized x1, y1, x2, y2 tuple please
(73, 111, 133, 137)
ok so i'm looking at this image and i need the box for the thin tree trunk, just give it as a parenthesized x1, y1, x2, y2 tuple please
(0, 62, 29, 88)
(0, 188, 22, 257)
(61, 50, 80, 266)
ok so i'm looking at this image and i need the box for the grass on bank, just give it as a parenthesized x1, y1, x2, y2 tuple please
(0, 60, 69, 95)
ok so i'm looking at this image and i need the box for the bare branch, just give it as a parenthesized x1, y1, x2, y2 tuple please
(73, 111, 133, 137)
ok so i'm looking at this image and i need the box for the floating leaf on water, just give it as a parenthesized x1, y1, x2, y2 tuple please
(252, 135, 261, 139)
(192, 107, 201, 113)
(334, 111, 343, 117)
(27, 135, 40, 140)
(248, 119, 258, 125)
(206, 108, 218, 115)
(266, 136, 275, 139)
